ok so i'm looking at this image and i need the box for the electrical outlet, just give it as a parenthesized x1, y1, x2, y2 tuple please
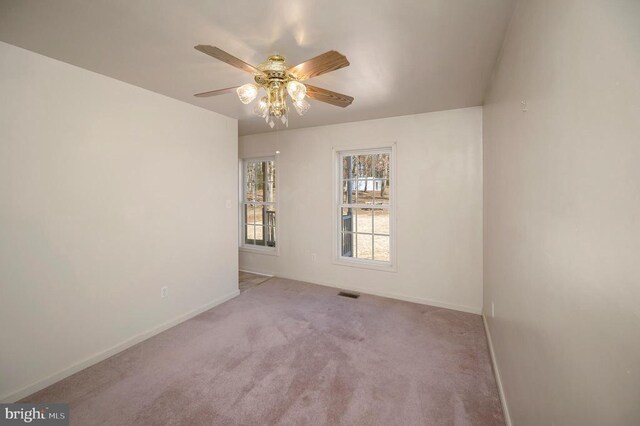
(491, 302, 495, 318)
(225, 199, 232, 209)
(160, 286, 168, 298)
(311, 253, 317, 262)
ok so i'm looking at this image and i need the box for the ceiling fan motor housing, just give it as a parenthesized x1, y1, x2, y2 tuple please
(255, 55, 298, 117)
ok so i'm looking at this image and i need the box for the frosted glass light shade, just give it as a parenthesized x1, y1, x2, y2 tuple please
(286, 81, 307, 102)
(293, 99, 310, 116)
(237, 84, 259, 104)
(253, 96, 269, 117)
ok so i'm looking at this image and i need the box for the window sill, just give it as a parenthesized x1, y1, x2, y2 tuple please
(333, 257, 397, 273)
(240, 246, 279, 256)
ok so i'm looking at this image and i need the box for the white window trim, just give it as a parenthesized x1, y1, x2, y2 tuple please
(332, 143, 397, 272)
(239, 155, 279, 256)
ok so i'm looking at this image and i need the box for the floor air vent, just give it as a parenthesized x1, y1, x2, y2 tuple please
(338, 291, 360, 299)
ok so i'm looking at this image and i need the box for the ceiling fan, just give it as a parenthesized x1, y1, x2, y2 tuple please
(193, 45, 354, 128)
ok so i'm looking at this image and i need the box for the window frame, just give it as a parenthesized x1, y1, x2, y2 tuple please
(239, 155, 279, 255)
(333, 144, 397, 272)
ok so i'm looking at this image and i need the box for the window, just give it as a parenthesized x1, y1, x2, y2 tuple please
(242, 157, 276, 250)
(337, 148, 393, 267)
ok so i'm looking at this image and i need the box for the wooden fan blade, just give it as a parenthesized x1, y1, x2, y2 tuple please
(194, 87, 239, 97)
(305, 84, 354, 107)
(194, 45, 264, 76)
(288, 51, 349, 81)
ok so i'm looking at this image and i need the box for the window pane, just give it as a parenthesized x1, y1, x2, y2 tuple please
(355, 208, 373, 234)
(246, 224, 255, 242)
(356, 233, 373, 260)
(341, 208, 354, 233)
(374, 235, 390, 261)
(255, 225, 264, 241)
(374, 154, 390, 178)
(384, 178, 391, 203)
(341, 232, 354, 257)
(245, 204, 256, 224)
(374, 154, 390, 203)
(356, 155, 372, 178)
(245, 182, 255, 202)
(255, 205, 264, 226)
(373, 208, 390, 235)
(265, 205, 276, 228)
(342, 155, 356, 179)
(255, 162, 265, 183)
(357, 177, 375, 205)
(343, 180, 356, 204)
(371, 179, 390, 204)
(266, 226, 276, 247)
(255, 181, 264, 202)
(370, 179, 383, 204)
(266, 160, 275, 182)
(355, 155, 374, 204)
(246, 162, 256, 183)
(265, 181, 276, 203)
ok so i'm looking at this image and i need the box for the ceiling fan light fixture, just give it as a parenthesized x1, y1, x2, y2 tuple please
(253, 96, 269, 117)
(286, 81, 307, 102)
(194, 46, 353, 129)
(237, 83, 258, 104)
(293, 98, 310, 116)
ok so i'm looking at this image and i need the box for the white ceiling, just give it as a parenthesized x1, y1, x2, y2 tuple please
(0, 0, 514, 135)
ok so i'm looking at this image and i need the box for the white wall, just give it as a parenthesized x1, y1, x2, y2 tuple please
(240, 107, 483, 313)
(483, 1, 640, 425)
(0, 42, 239, 402)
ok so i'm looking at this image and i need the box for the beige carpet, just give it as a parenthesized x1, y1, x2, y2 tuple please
(22, 278, 504, 425)
(239, 271, 272, 293)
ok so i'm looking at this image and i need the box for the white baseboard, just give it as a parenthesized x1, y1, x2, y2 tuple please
(275, 273, 482, 315)
(1, 289, 240, 403)
(239, 269, 274, 277)
(482, 314, 512, 426)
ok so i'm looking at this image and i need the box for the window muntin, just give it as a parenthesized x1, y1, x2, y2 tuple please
(242, 158, 276, 249)
(338, 150, 392, 264)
